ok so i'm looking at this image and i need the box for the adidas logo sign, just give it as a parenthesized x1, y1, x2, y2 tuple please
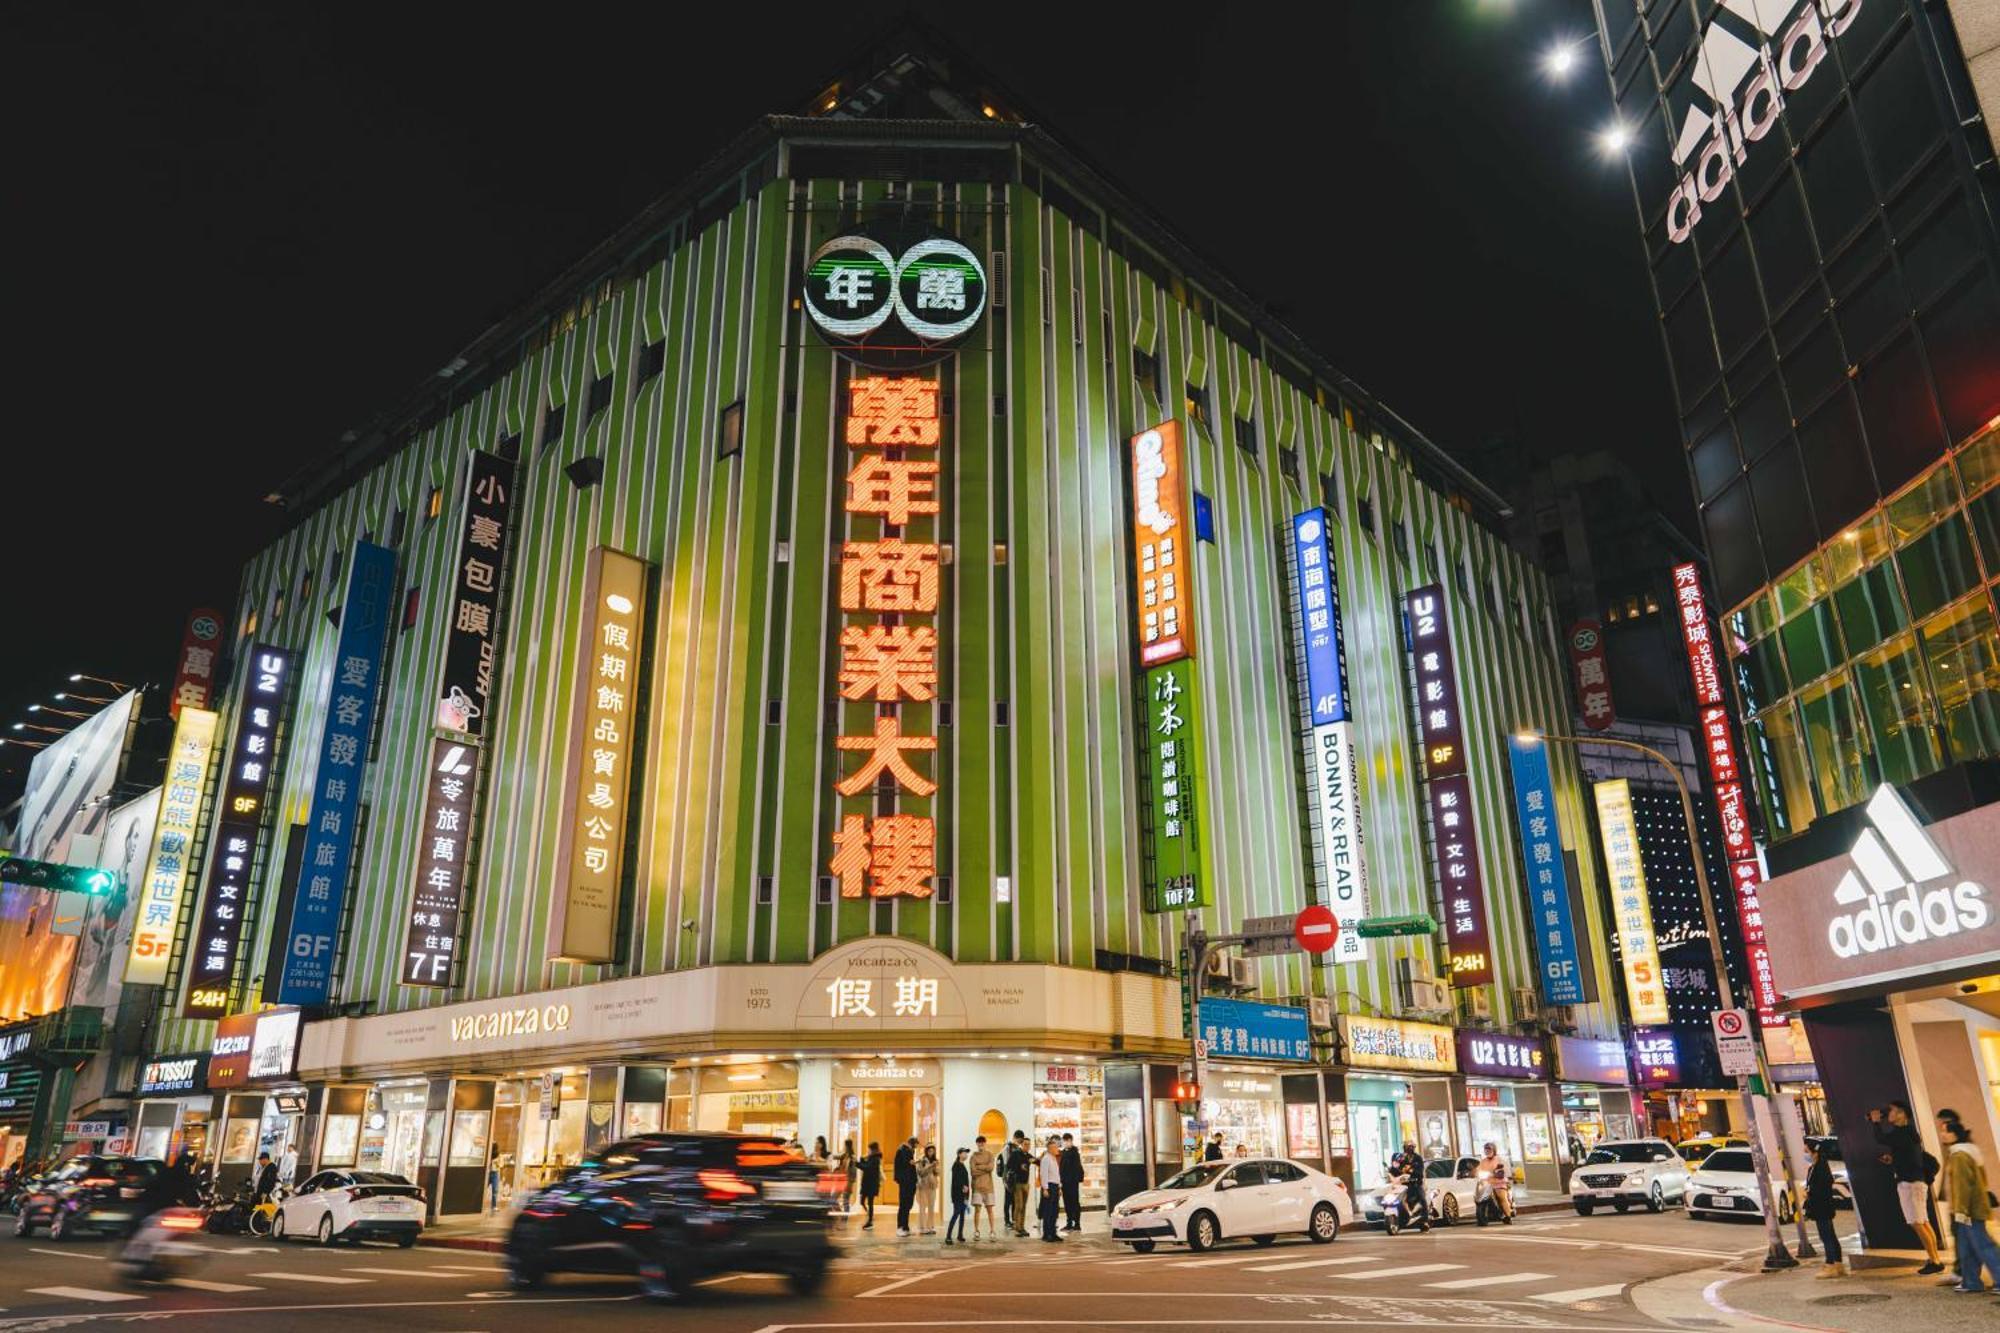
(1827, 785, 1989, 959)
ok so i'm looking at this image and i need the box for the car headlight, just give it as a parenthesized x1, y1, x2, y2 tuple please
(1122, 1197, 1187, 1215)
(1624, 1171, 1646, 1186)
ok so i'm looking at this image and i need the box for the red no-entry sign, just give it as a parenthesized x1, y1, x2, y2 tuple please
(1295, 904, 1339, 954)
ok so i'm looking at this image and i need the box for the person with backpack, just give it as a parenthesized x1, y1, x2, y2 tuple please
(1871, 1100, 1945, 1274)
(1805, 1137, 1845, 1278)
(945, 1147, 971, 1245)
(1005, 1131, 1034, 1237)
(1938, 1110, 2000, 1293)
(858, 1141, 883, 1230)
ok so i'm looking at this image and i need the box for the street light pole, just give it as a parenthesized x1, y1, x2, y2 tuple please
(1522, 728, 1800, 1271)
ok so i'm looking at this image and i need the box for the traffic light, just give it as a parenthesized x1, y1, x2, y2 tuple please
(1171, 1079, 1200, 1107)
(0, 857, 118, 895)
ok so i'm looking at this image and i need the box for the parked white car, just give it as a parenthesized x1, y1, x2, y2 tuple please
(1568, 1138, 1689, 1215)
(1112, 1157, 1354, 1253)
(1358, 1157, 1527, 1226)
(274, 1169, 426, 1246)
(1686, 1147, 1797, 1222)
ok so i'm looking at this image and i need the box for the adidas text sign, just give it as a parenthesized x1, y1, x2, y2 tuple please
(1826, 786, 1989, 959)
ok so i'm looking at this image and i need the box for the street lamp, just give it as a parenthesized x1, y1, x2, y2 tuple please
(67, 673, 130, 691)
(52, 692, 111, 706)
(26, 705, 89, 720)
(1515, 728, 1800, 1271)
(1542, 33, 1592, 80)
(1596, 119, 1634, 156)
(10, 722, 69, 737)
(0, 737, 50, 750)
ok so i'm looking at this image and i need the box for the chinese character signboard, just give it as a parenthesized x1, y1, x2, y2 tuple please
(826, 376, 945, 901)
(182, 646, 292, 1017)
(1197, 996, 1311, 1062)
(1142, 659, 1206, 912)
(1455, 1030, 1547, 1079)
(1130, 421, 1195, 666)
(1567, 619, 1615, 732)
(274, 541, 397, 1006)
(206, 1011, 259, 1089)
(402, 739, 477, 986)
(550, 547, 648, 963)
(1292, 509, 1370, 961)
(1632, 1026, 1679, 1086)
(1593, 778, 1670, 1026)
(1338, 1015, 1458, 1072)
(169, 607, 225, 718)
(1672, 562, 1780, 1029)
(435, 450, 514, 737)
(1505, 735, 1587, 1005)
(1429, 774, 1494, 987)
(802, 226, 987, 371)
(1406, 584, 1466, 778)
(123, 707, 219, 986)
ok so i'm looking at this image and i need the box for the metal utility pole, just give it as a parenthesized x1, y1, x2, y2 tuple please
(1522, 729, 1799, 1271)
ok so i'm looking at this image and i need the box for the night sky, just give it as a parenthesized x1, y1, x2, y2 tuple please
(2, 0, 1674, 787)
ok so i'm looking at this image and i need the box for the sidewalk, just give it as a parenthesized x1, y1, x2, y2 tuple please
(1658, 1240, 2000, 1333)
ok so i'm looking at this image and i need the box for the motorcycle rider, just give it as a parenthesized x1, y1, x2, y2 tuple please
(1388, 1140, 1431, 1233)
(124, 1151, 201, 1239)
(1475, 1141, 1514, 1223)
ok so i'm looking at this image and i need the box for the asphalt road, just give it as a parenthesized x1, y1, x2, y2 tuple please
(0, 1207, 1780, 1330)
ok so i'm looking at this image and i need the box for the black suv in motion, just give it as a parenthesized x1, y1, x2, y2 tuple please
(505, 1132, 837, 1300)
(11, 1155, 161, 1239)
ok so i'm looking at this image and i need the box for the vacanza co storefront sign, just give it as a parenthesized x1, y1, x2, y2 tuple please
(1761, 784, 2000, 1004)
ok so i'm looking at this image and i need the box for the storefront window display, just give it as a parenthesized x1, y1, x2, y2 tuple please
(696, 1062, 799, 1138)
(1346, 1077, 1416, 1190)
(357, 1083, 431, 1182)
(1201, 1070, 1282, 1159)
(1032, 1064, 1105, 1206)
(1108, 1097, 1145, 1166)
(1466, 1085, 1525, 1162)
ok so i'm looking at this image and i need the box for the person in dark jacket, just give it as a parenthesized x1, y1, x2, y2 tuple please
(124, 1151, 201, 1240)
(857, 1142, 883, 1229)
(945, 1147, 971, 1244)
(1869, 1101, 1944, 1273)
(1204, 1133, 1225, 1162)
(1005, 1133, 1034, 1236)
(1059, 1133, 1084, 1231)
(1804, 1138, 1844, 1278)
(893, 1137, 919, 1236)
(1389, 1141, 1431, 1232)
(253, 1151, 279, 1203)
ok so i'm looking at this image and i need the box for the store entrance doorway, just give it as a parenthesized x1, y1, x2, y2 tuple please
(864, 1090, 914, 1207)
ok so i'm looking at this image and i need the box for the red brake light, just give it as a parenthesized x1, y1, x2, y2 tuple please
(816, 1172, 845, 1195)
(698, 1168, 758, 1204)
(79, 1177, 116, 1188)
(158, 1213, 204, 1231)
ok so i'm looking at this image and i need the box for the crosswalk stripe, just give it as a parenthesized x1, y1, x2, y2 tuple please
(1170, 1253, 1287, 1267)
(1333, 1262, 1462, 1280)
(1244, 1255, 1374, 1273)
(344, 1267, 459, 1278)
(26, 1287, 145, 1303)
(1425, 1272, 1553, 1290)
(167, 1279, 264, 1293)
(1531, 1284, 1627, 1305)
(425, 1265, 506, 1274)
(246, 1271, 371, 1284)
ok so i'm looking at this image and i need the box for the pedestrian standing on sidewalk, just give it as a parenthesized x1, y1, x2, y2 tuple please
(1006, 1131, 1034, 1236)
(858, 1141, 882, 1230)
(1937, 1110, 2000, 1293)
(1059, 1133, 1083, 1232)
(1037, 1135, 1064, 1242)
(916, 1143, 940, 1235)
(893, 1137, 919, 1235)
(1204, 1133, 1224, 1162)
(945, 1147, 971, 1245)
(1805, 1138, 1845, 1278)
(1871, 1101, 1945, 1274)
(968, 1135, 996, 1239)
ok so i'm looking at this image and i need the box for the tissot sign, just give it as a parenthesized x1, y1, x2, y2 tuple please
(1762, 784, 2000, 1004)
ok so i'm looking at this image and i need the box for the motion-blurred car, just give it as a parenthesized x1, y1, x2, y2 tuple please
(505, 1133, 837, 1300)
(1112, 1157, 1353, 1252)
(273, 1169, 425, 1245)
(10, 1155, 162, 1239)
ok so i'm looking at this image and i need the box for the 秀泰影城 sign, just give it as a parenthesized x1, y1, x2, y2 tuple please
(803, 225, 986, 371)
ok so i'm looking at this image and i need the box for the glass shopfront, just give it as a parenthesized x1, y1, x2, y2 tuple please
(1345, 1077, 1416, 1190)
(1032, 1063, 1106, 1207)
(1200, 1069, 1283, 1159)
(696, 1061, 799, 1138)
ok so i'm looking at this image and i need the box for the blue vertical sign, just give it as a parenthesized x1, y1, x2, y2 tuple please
(1506, 736, 1586, 1006)
(1291, 509, 1347, 725)
(275, 542, 397, 1006)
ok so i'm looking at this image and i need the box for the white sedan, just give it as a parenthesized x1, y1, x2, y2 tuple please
(1111, 1157, 1353, 1253)
(1685, 1147, 1796, 1223)
(274, 1169, 427, 1246)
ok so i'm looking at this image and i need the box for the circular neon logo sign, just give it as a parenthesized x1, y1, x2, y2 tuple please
(803, 226, 987, 369)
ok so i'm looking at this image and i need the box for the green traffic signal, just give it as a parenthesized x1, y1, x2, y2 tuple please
(0, 856, 119, 896)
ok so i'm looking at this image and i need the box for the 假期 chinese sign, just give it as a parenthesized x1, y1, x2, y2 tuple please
(435, 450, 514, 737)
(1406, 585, 1465, 778)
(123, 706, 219, 986)
(1506, 735, 1586, 1006)
(551, 547, 648, 963)
(183, 646, 292, 1017)
(1142, 659, 1206, 912)
(1568, 620, 1615, 732)
(169, 607, 224, 718)
(1672, 562, 1780, 1028)
(1292, 509, 1369, 959)
(1429, 774, 1494, 987)
(275, 541, 396, 1006)
(1131, 421, 1194, 666)
(1196, 996, 1311, 1062)
(402, 739, 478, 987)
(828, 376, 944, 901)
(803, 227, 987, 370)
(1593, 778, 1670, 1026)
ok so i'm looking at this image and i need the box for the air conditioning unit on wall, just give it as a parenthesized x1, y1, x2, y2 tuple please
(1458, 986, 1494, 1025)
(1229, 957, 1257, 991)
(1513, 987, 1542, 1023)
(1401, 977, 1451, 1015)
(1308, 997, 1334, 1030)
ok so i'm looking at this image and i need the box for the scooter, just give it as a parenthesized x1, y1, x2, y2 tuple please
(1474, 1170, 1515, 1227)
(1376, 1175, 1431, 1236)
(204, 1180, 257, 1234)
(116, 1208, 209, 1284)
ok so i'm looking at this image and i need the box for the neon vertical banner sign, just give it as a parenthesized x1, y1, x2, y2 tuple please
(1505, 736, 1586, 1006)
(1142, 659, 1206, 911)
(1672, 562, 1780, 1028)
(1131, 421, 1195, 666)
(827, 377, 943, 901)
(275, 541, 397, 1006)
(1593, 778, 1670, 1026)
(550, 547, 649, 963)
(182, 645, 293, 1017)
(123, 707, 220, 986)
(1291, 508, 1369, 959)
(1406, 584, 1492, 986)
